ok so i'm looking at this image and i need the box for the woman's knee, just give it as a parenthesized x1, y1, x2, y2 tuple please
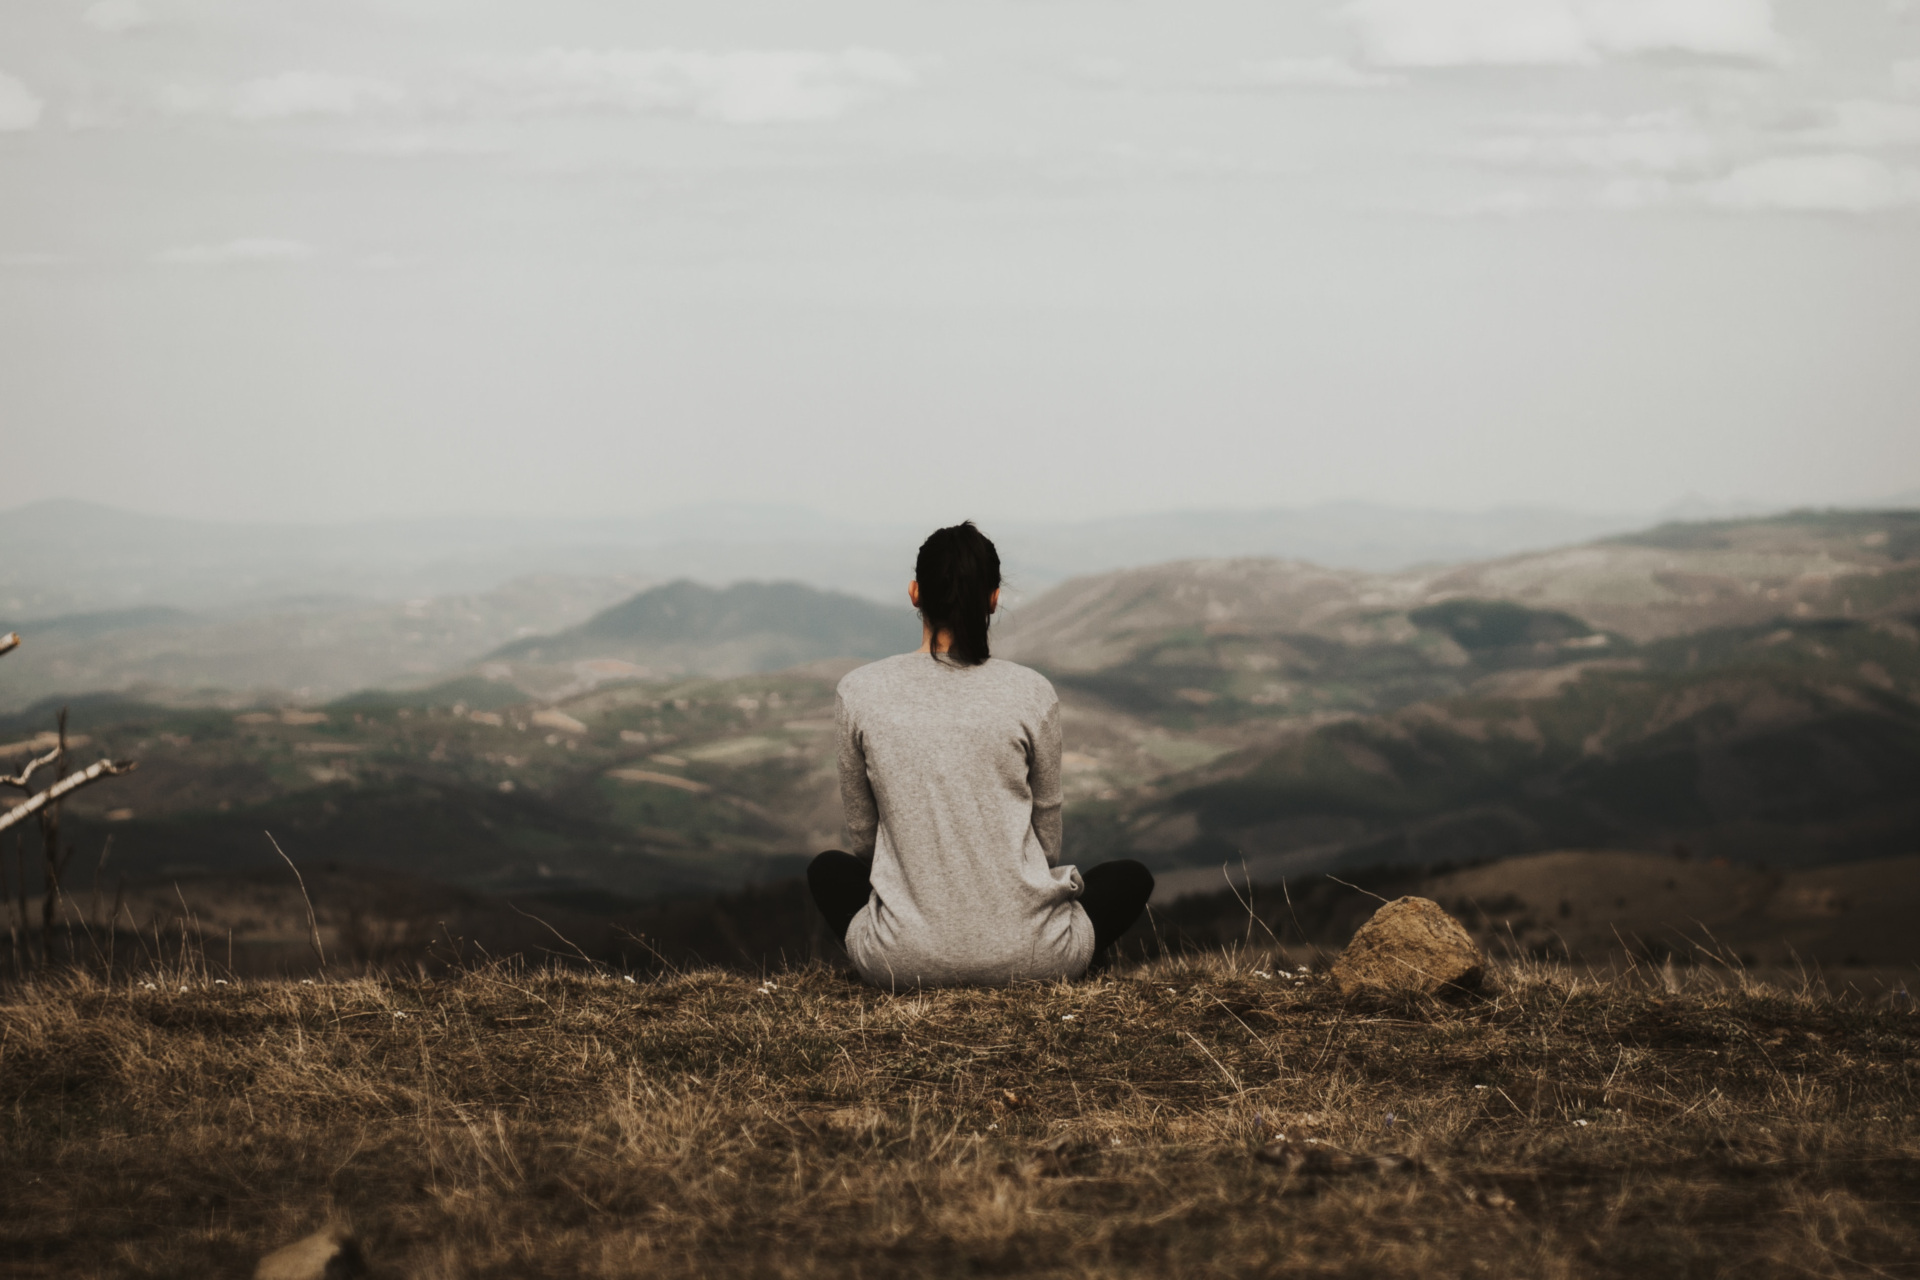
(809, 849, 863, 884)
(808, 851, 870, 907)
(1086, 859, 1154, 903)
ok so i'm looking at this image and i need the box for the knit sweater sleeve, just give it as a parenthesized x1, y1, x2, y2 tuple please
(1030, 693, 1064, 866)
(835, 689, 879, 858)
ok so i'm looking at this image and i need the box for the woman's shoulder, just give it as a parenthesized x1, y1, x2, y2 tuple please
(981, 657, 1057, 704)
(836, 652, 937, 703)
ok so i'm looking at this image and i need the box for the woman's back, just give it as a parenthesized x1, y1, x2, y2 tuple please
(835, 653, 1092, 986)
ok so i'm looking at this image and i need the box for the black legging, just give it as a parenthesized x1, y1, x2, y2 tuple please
(807, 851, 1155, 964)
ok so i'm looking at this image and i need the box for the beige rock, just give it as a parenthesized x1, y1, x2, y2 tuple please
(1331, 896, 1485, 996)
(255, 1226, 365, 1280)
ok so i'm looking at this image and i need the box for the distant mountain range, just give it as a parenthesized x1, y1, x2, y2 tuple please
(0, 496, 1763, 621)
(4, 502, 1916, 713)
(0, 496, 1666, 710)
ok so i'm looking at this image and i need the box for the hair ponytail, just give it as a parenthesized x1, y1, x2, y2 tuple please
(915, 521, 1001, 667)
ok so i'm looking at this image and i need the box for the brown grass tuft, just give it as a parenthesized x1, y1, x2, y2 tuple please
(2, 953, 1917, 1277)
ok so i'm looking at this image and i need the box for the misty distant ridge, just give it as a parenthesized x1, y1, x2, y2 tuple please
(1, 500, 1915, 712)
(0, 495, 1851, 620)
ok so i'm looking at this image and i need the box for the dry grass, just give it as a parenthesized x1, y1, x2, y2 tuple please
(2, 952, 1917, 1279)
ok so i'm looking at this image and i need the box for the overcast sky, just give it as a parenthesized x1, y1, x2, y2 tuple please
(2, 0, 1917, 527)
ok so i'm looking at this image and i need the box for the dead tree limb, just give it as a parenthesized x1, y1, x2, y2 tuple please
(0, 633, 18, 658)
(0, 759, 138, 836)
(1, 746, 63, 792)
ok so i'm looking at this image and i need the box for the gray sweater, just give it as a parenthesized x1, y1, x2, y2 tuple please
(836, 653, 1093, 987)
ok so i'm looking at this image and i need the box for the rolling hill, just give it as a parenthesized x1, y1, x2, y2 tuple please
(995, 511, 1920, 882)
(0, 575, 647, 713)
(995, 509, 1920, 670)
(485, 579, 919, 690)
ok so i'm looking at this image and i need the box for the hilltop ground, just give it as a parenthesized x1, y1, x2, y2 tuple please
(3, 952, 1916, 1278)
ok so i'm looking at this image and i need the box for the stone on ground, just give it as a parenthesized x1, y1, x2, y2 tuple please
(1331, 896, 1485, 996)
(254, 1226, 366, 1280)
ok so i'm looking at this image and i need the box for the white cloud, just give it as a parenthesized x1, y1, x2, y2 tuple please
(335, 132, 503, 158)
(1461, 111, 1719, 172)
(1345, 0, 1788, 68)
(159, 73, 404, 121)
(1898, 60, 1920, 95)
(1708, 153, 1920, 211)
(1450, 186, 1568, 215)
(1577, 0, 1786, 62)
(1599, 176, 1677, 208)
(0, 252, 66, 267)
(1789, 99, 1920, 149)
(1242, 56, 1402, 89)
(1440, 176, 1688, 217)
(0, 73, 45, 131)
(476, 48, 916, 124)
(230, 72, 404, 120)
(154, 238, 317, 265)
(82, 1, 152, 34)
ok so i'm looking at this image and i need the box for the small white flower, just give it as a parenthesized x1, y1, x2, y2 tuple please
(1061, 1013, 1076, 1021)
(1573, 1119, 1590, 1127)
(213, 979, 229, 986)
(622, 974, 637, 984)
(1253, 970, 1273, 979)
(1296, 966, 1311, 975)
(300, 979, 315, 985)
(1474, 1085, 1489, 1091)
(139, 981, 156, 990)
(178, 985, 189, 993)
(986, 1123, 998, 1131)
(392, 1011, 409, 1019)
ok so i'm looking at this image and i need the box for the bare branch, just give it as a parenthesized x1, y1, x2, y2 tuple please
(0, 746, 63, 793)
(0, 633, 18, 658)
(0, 759, 138, 836)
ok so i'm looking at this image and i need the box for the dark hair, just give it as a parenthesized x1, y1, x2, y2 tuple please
(915, 522, 1002, 667)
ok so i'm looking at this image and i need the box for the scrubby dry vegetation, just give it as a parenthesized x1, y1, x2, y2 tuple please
(3, 952, 1917, 1278)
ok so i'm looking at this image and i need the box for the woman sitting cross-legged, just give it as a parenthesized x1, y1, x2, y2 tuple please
(808, 521, 1154, 988)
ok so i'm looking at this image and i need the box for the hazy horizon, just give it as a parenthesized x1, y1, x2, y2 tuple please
(0, 493, 1679, 622)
